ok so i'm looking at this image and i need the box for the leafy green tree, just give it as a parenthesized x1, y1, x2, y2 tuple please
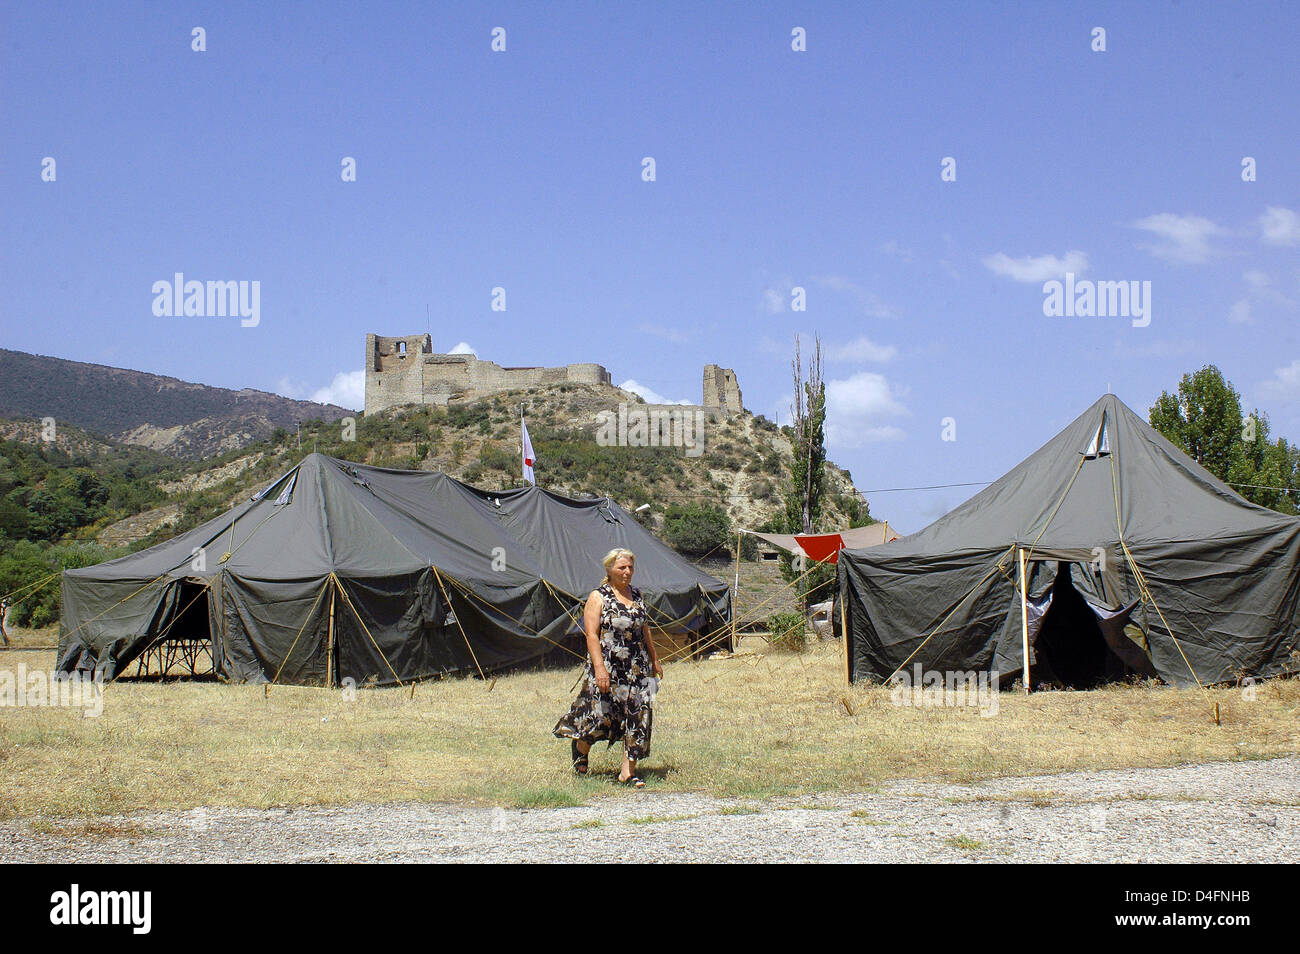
(781, 335, 833, 607)
(663, 503, 730, 555)
(0, 541, 59, 627)
(785, 335, 827, 536)
(1149, 366, 1246, 477)
(1149, 365, 1299, 514)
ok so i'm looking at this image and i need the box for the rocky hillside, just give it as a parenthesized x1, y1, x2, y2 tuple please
(0, 361, 878, 554)
(0, 417, 185, 474)
(0, 349, 352, 460)
(132, 381, 873, 550)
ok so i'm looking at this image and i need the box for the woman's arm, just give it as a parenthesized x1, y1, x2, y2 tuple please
(642, 622, 663, 678)
(584, 591, 611, 693)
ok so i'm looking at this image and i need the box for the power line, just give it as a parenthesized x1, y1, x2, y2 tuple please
(1226, 481, 1300, 493)
(858, 480, 993, 494)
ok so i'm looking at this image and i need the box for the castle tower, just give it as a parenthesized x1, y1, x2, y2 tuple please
(365, 333, 432, 415)
(702, 365, 743, 417)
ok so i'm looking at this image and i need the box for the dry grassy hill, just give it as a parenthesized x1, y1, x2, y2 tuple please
(130, 381, 873, 550)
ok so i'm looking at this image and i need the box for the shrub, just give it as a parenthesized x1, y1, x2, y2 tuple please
(662, 503, 731, 556)
(767, 612, 807, 653)
(478, 443, 516, 474)
(445, 402, 491, 430)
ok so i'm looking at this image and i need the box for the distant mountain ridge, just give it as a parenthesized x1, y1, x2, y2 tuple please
(0, 348, 352, 459)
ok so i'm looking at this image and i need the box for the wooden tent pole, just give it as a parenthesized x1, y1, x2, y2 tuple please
(326, 579, 337, 688)
(732, 529, 741, 652)
(841, 593, 851, 686)
(1018, 547, 1030, 695)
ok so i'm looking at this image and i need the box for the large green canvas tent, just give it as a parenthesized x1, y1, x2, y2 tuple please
(839, 394, 1300, 688)
(57, 454, 731, 685)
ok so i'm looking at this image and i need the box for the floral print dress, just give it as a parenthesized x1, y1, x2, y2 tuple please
(554, 582, 657, 761)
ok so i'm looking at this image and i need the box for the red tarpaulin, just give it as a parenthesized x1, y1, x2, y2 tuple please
(794, 524, 899, 564)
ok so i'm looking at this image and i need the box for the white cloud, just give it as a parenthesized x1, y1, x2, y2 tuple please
(448, 341, 478, 356)
(878, 240, 913, 263)
(982, 250, 1089, 283)
(761, 288, 786, 314)
(1259, 206, 1300, 246)
(827, 336, 898, 363)
(310, 370, 365, 409)
(824, 372, 908, 448)
(1228, 299, 1253, 324)
(275, 376, 308, 400)
(618, 379, 692, 405)
(275, 370, 365, 410)
(1132, 213, 1224, 264)
(1240, 269, 1294, 310)
(637, 323, 691, 343)
(1259, 359, 1300, 400)
(810, 275, 899, 318)
(1244, 269, 1270, 291)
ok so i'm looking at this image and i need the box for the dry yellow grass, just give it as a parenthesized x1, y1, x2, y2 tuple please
(2, 636, 1297, 820)
(1, 624, 58, 650)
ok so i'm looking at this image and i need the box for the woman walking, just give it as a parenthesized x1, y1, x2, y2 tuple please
(554, 548, 663, 788)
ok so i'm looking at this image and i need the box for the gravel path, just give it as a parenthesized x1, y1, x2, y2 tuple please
(5, 757, 1297, 863)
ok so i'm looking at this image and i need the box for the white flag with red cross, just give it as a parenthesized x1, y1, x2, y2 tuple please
(521, 414, 536, 485)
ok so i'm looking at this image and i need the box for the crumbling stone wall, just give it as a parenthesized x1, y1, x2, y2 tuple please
(364, 333, 743, 418)
(365, 334, 613, 414)
(702, 364, 743, 417)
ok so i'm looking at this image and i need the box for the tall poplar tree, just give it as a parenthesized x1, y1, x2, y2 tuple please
(782, 334, 831, 606)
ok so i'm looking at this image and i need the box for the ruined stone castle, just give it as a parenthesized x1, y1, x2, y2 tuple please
(364, 333, 742, 417)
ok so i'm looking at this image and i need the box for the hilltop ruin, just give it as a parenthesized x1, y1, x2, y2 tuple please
(364, 333, 743, 418)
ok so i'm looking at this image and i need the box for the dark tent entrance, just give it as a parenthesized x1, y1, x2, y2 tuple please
(1018, 558, 1152, 690)
(130, 579, 215, 679)
(1026, 563, 1133, 688)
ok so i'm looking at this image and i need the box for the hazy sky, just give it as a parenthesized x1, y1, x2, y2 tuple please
(3, 1, 1298, 532)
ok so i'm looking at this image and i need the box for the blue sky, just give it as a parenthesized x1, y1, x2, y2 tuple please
(3, 1, 1298, 532)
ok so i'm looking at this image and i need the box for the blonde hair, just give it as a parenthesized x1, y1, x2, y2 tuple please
(602, 548, 636, 575)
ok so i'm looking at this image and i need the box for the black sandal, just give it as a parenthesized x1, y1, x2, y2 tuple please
(619, 774, 645, 789)
(571, 740, 589, 775)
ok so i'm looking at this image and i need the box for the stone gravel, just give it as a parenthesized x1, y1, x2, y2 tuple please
(5, 756, 1296, 863)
